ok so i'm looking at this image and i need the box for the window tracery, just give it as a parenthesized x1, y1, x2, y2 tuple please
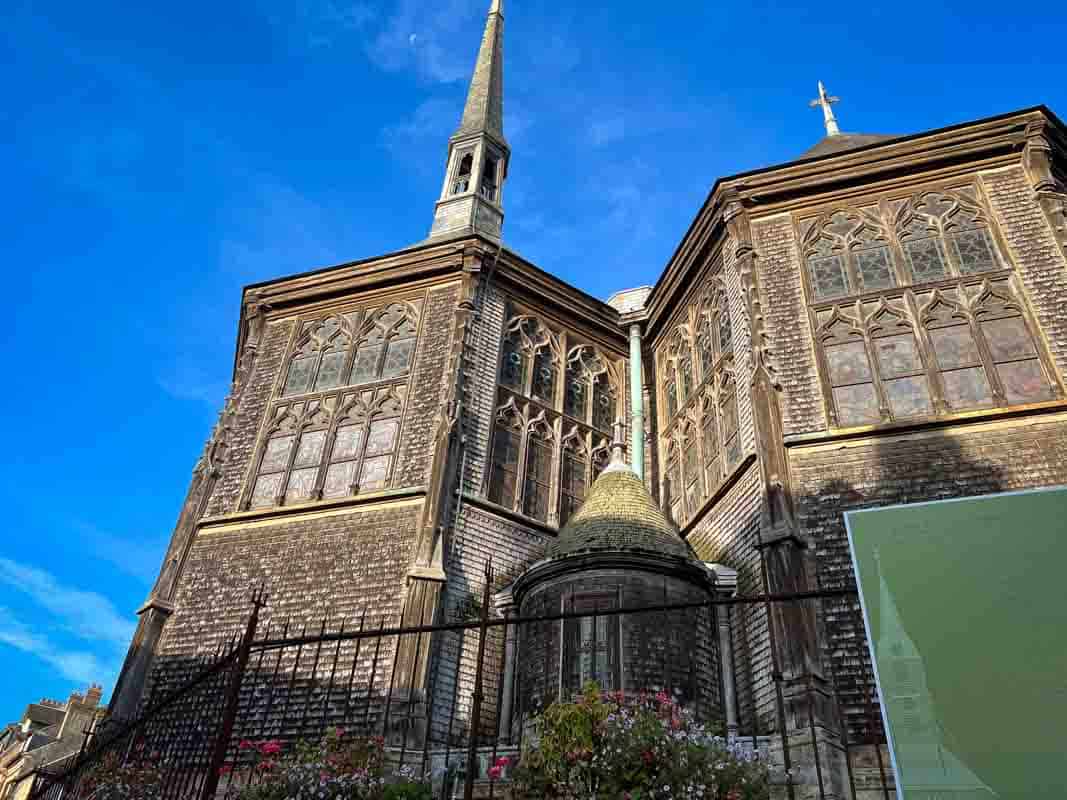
(802, 187, 1059, 428)
(812, 278, 1057, 428)
(282, 302, 421, 398)
(248, 387, 405, 509)
(489, 311, 620, 526)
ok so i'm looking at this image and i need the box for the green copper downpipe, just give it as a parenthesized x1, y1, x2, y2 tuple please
(629, 323, 644, 480)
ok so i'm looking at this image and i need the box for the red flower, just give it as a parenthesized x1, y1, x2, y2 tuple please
(218, 765, 233, 777)
(493, 756, 511, 768)
(487, 766, 502, 781)
(258, 740, 283, 756)
(655, 691, 670, 706)
(641, 750, 655, 765)
(238, 740, 254, 750)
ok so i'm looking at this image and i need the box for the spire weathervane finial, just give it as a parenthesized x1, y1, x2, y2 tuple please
(809, 80, 841, 137)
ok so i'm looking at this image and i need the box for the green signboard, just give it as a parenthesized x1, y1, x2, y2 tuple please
(845, 487, 1067, 799)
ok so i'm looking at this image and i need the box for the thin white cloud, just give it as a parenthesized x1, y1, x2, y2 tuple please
(0, 607, 113, 685)
(0, 559, 135, 647)
(367, 0, 484, 84)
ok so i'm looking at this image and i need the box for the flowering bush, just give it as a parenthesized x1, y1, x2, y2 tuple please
(510, 684, 768, 800)
(227, 729, 431, 800)
(80, 750, 163, 800)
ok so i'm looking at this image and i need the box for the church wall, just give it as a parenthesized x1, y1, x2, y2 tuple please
(460, 279, 507, 496)
(430, 503, 548, 744)
(516, 569, 720, 726)
(790, 410, 1067, 741)
(981, 165, 1067, 378)
(148, 501, 423, 736)
(206, 318, 296, 516)
(751, 214, 827, 437)
(683, 461, 777, 737)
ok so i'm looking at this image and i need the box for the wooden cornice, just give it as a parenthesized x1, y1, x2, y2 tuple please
(645, 105, 1063, 336)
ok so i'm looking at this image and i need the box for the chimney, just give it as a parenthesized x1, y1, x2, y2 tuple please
(86, 684, 103, 707)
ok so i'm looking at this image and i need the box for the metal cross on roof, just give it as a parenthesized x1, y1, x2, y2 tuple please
(809, 81, 841, 137)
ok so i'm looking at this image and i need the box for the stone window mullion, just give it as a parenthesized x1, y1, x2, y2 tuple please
(907, 292, 950, 415)
(968, 311, 1008, 406)
(880, 198, 912, 287)
(276, 424, 305, 506)
(861, 329, 894, 424)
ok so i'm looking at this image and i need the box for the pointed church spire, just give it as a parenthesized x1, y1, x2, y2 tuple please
(457, 0, 505, 142)
(428, 0, 511, 242)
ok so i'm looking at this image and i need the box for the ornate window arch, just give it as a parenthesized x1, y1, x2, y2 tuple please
(283, 315, 355, 396)
(803, 208, 897, 301)
(718, 370, 741, 469)
(247, 387, 406, 510)
(564, 346, 618, 431)
(559, 428, 589, 526)
(351, 302, 420, 385)
(679, 420, 702, 517)
(896, 191, 1003, 279)
(490, 310, 621, 526)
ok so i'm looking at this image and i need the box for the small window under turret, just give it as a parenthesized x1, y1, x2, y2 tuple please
(452, 153, 473, 195)
(480, 157, 498, 202)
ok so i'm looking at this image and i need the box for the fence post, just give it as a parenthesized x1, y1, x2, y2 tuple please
(463, 561, 494, 800)
(200, 587, 266, 800)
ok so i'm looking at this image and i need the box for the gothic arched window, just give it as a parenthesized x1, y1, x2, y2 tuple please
(719, 374, 741, 468)
(248, 388, 405, 510)
(701, 396, 721, 492)
(491, 311, 620, 526)
(488, 407, 523, 511)
(803, 209, 896, 300)
(973, 292, 1053, 405)
(681, 423, 702, 516)
(560, 433, 588, 526)
(351, 303, 419, 385)
(283, 315, 354, 396)
(718, 288, 733, 355)
(897, 191, 1004, 280)
(820, 314, 880, 427)
(522, 420, 554, 522)
(481, 157, 499, 201)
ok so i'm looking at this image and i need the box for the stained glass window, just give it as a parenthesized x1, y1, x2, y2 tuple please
(488, 427, 520, 509)
(564, 365, 588, 420)
(702, 410, 720, 491)
(251, 433, 294, 508)
(500, 331, 528, 390)
(531, 349, 557, 405)
(903, 238, 948, 282)
(810, 255, 849, 300)
(698, 329, 714, 381)
(980, 316, 1052, 404)
(315, 350, 346, 390)
(678, 353, 693, 404)
(323, 424, 363, 499)
(563, 594, 619, 696)
(560, 448, 587, 526)
(684, 436, 702, 514)
(873, 334, 931, 418)
(351, 339, 382, 385)
(825, 340, 880, 426)
(719, 301, 733, 354)
(523, 438, 553, 522)
(929, 325, 992, 410)
(720, 394, 741, 466)
(284, 356, 315, 396)
(592, 374, 615, 433)
(381, 332, 416, 379)
(950, 229, 998, 274)
(665, 380, 678, 420)
(855, 246, 896, 291)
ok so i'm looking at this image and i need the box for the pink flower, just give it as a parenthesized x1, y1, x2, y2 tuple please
(655, 691, 670, 706)
(258, 740, 283, 756)
(493, 756, 511, 768)
(487, 766, 502, 781)
(238, 740, 254, 750)
(334, 728, 345, 738)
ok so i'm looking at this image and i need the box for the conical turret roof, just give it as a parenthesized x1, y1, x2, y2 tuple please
(544, 455, 693, 561)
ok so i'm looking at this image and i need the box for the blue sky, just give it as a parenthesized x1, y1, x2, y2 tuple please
(2, 0, 1065, 723)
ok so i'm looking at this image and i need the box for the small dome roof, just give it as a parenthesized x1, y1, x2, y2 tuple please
(544, 457, 694, 561)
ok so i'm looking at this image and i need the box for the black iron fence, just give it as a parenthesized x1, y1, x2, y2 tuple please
(23, 575, 895, 800)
